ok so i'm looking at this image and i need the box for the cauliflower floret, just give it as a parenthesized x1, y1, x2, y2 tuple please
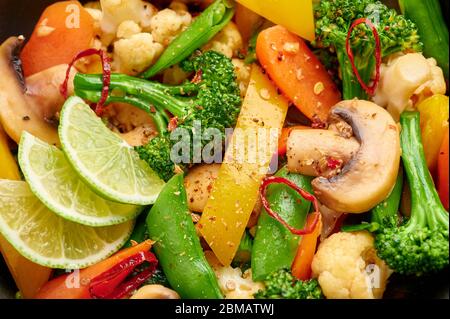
(203, 22, 243, 58)
(149, 5, 192, 46)
(116, 20, 142, 39)
(373, 53, 446, 121)
(100, 0, 157, 35)
(84, 1, 101, 10)
(206, 251, 264, 299)
(312, 231, 391, 299)
(113, 33, 164, 75)
(162, 64, 190, 85)
(232, 59, 251, 98)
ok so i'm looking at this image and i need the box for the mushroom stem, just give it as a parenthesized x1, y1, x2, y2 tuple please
(287, 129, 360, 177)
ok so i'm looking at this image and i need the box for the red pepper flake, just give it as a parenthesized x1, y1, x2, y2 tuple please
(168, 116, 179, 132)
(60, 48, 112, 116)
(345, 18, 382, 96)
(191, 69, 203, 84)
(89, 251, 158, 299)
(326, 157, 342, 170)
(260, 176, 321, 235)
(311, 116, 327, 129)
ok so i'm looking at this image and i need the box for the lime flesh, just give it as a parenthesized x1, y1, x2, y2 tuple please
(59, 97, 165, 205)
(19, 132, 142, 227)
(0, 180, 133, 269)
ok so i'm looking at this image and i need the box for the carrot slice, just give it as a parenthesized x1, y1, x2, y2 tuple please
(256, 25, 341, 124)
(20, 1, 94, 76)
(35, 240, 153, 299)
(291, 212, 322, 281)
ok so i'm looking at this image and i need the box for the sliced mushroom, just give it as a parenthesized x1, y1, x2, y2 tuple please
(25, 64, 75, 123)
(184, 164, 221, 213)
(311, 100, 401, 213)
(130, 284, 180, 299)
(287, 129, 360, 177)
(0, 37, 75, 146)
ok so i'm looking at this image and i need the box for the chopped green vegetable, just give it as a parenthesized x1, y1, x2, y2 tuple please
(233, 230, 253, 265)
(146, 174, 223, 299)
(399, 0, 449, 79)
(374, 112, 449, 276)
(252, 167, 313, 281)
(74, 50, 241, 181)
(142, 0, 235, 78)
(254, 268, 323, 299)
(313, 0, 422, 99)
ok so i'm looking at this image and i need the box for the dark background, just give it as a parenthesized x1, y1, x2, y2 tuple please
(0, 0, 449, 299)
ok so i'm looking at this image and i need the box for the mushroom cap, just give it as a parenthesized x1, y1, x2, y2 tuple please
(0, 37, 59, 145)
(312, 100, 401, 213)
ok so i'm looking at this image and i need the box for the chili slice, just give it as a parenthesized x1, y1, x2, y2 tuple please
(89, 250, 158, 299)
(60, 48, 111, 115)
(345, 18, 382, 96)
(259, 176, 321, 235)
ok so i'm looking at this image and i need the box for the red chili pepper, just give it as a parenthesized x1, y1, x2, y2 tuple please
(345, 18, 382, 96)
(168, 116, 179, 132)
(89, 251, 158, 299)
(60, 48, 112, 115)
(191, 69, 203, 84)
(259, 176, 321, 235)
(326, 157, 342, 170)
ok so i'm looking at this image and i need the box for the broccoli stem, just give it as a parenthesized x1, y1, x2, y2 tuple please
(75, 88, 169, 135)
(371, 165, 404, 227)
(74, 73, 194, 119)
(400, 112, 448, 230)
(336, 46, 374, 100)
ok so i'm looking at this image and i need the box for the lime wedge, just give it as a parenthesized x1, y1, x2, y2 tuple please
(0, 180, 133, 269)
(19, 132, 142, 227)
(59, 96, 165, 205)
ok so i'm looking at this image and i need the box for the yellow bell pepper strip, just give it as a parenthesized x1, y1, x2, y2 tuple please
(0, 124, 52, 298)
(198, 64, 289, 266)
(236, 0, 315, 41)
(417, 94, 449, 172)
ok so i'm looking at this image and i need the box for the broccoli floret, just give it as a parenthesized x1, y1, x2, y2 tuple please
(313, 0, 422, 99)
(134, 135, 176, 182)
(74, 50, 241, 181)
(373, 112, 449, 276)
(254, 268, 323, 299)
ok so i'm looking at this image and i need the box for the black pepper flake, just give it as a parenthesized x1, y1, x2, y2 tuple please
(22, 116, 30, 121)
(277, 52, 284, 61)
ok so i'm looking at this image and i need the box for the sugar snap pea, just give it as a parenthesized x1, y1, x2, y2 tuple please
(142, 0, 235, 78)
(146, 174, 223, 299)
(251, 166, 313, 281)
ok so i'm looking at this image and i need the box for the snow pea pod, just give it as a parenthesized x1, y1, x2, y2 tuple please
(142, 0, 235, 78)
(251, 166, 313, 281)
(147, 174, 223, 299)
